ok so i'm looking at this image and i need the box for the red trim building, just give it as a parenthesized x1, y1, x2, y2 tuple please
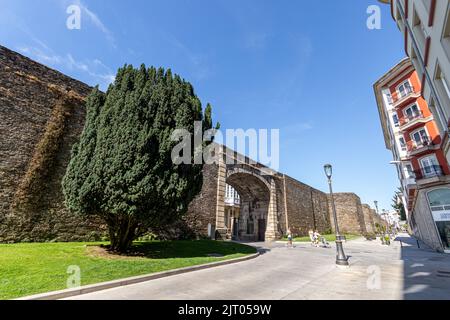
(375, 59, 450, 253)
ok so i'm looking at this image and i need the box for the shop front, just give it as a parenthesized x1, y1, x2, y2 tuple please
(428, 188, 450, 253)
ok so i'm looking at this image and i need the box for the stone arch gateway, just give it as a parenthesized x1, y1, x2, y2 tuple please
(185, 145, 377, 242)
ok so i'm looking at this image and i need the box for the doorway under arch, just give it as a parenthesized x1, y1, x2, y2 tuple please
(225, 172, 271, 242)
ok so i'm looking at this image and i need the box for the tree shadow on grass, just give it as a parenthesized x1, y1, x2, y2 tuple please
(102, 240, 257, 260)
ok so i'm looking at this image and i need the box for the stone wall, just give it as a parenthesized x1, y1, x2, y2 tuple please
(0, 45, 370, 243)
(283, 175, 331, 236)
(183, 163, 219, 237)
(328, 193, 367, 235)
(361, 204, 376, 234)
(0, 45, 106, 242)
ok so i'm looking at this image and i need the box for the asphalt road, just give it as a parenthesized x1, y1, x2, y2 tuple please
(66, 234, 450, 300)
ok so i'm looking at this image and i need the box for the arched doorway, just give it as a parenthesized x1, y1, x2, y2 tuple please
(226, 172, 271, 242)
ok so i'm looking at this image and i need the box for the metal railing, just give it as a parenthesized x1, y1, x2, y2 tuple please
(408, 136, 433, 151)
(399, 111, 424, 126)
(394, 86, 415, 104)
(415, 165, 444, 179)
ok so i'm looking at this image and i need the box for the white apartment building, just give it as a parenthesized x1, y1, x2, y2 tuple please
(380, 0, 450, 165)
(224, 184, 240, 239)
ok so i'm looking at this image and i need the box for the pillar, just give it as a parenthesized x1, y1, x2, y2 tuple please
(265, 178, 280, 241)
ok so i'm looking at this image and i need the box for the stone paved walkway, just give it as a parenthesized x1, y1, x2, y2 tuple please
(66, 234, 450, 300)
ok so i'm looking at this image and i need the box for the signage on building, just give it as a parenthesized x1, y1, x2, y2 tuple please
(432, 211, 450, 222)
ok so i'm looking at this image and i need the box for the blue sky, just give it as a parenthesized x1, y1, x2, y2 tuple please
(0, 0, 405, 211)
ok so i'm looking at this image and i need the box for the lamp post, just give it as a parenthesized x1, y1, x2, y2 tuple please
(383, 210, 391, 235)
(375, 201, 386, 244)
(324, 164, 349, 266)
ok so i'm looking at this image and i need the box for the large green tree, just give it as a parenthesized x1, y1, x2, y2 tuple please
(63, 65, 218, 253)
(392, 187, 407, 221)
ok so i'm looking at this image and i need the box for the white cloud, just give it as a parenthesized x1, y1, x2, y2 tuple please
(17, 44, 115, 89)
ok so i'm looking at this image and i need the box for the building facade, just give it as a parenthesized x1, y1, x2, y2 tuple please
(224, 184, 241, 240)
(380, 0, 450, 167)
(374, 58, 450, 253)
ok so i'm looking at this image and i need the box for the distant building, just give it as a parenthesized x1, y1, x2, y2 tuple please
(379, 0, 450, 169)
(381, 210, 401, 230)
(224, 184, 241, 240)
(374, 58, 450, 253)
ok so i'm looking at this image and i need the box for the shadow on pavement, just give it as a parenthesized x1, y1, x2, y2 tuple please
(396, 235, 450, 300)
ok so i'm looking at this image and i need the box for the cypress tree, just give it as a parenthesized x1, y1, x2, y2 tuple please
(62, 65, 218, 253)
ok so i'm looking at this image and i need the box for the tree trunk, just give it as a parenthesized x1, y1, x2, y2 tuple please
(107, 216, 138, 253)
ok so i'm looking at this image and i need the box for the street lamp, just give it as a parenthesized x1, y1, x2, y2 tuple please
(375, 201, 386, 244)
(324, 164, 349, 266)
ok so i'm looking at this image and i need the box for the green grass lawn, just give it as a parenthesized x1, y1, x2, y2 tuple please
(0, 240, 256, 300)
(282, 234, 361, 242)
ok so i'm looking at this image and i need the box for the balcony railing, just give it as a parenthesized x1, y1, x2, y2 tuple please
(407, 136, 433, 152)
(399, 111, 424, 127)
(225, 197, 240, 206)
(415, 165, 444, 179)
(392, 86, 417, 106)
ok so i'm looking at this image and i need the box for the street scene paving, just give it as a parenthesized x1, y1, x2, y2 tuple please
(66, 234, 450, 300)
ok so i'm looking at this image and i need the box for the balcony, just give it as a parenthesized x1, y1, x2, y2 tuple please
(392, 87, 420, 108)
(399, 111, 428, 131)
(415, 165, 444, 180)
(406, 137, 439, 156)
(225, 196, 240, 207)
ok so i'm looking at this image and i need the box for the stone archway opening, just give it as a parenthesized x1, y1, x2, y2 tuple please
(225, 173, 271, 242)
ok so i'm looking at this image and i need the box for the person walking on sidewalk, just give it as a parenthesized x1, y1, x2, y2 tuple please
(287, 230, 293, 248)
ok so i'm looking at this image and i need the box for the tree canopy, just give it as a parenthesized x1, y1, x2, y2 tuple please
(63, 65, 218, 252)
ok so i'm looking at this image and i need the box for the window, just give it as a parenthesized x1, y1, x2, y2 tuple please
(399, 137, 407, 151)
(442, 5, 450, 58)
(410, 127, 429, 146)
(397, 80, 413, 98)
(386, 93, 393, 105)
(420, 155, 441, 177)
(404, 104, 420, 119)
(427, 189, 450, 250)
(393, 114, 400, 127)
(412, 7, 427, 54)
(434, 63, 450, 122)
(404, 163, 415, 178)
(428, 189, 450, 211)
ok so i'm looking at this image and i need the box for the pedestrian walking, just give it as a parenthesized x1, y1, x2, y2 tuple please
(287, 230, 293, 248)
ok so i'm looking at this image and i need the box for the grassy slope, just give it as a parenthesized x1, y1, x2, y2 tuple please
(0, 240, 256, 300)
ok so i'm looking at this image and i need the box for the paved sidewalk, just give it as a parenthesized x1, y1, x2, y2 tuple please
(66, 234, 450, 300)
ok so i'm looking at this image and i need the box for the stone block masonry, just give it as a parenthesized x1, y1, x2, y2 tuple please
(328, 193, 368, 235)
(0, 45, 106, 242)
(282, 175, 331, 236)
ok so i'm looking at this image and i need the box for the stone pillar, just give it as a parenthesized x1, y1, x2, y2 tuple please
(214, 147, 227, 240)
(265, 178, 280, 241)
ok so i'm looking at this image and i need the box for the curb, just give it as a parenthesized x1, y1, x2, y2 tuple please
(16, 252, 260, 301)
